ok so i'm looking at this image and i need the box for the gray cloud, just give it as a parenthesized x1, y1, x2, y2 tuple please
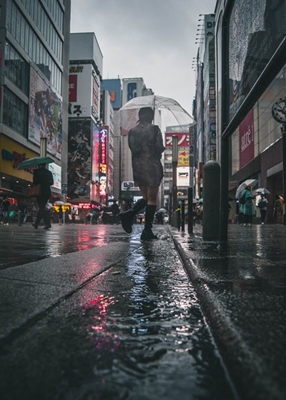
(71, 0, 216, 114)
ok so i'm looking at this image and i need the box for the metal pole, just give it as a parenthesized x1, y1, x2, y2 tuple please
(188, 186, 193, 234)
(172, 136, 178, 222)
(181, 199, 185, 232)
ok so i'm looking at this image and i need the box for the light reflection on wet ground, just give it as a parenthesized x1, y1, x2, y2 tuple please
(70, 239, 236, 400)
(0, 224, 129, 269)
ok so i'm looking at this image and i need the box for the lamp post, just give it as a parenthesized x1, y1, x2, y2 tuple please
(172, 135, 178, 219)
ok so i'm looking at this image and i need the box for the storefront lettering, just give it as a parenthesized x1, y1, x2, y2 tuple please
(241, 125, 254, 151)
(69, 66, 83, 73)
(1, 149, 30, 169)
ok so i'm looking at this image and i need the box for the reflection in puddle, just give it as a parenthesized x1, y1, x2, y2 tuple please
(77, 241, 236, 400)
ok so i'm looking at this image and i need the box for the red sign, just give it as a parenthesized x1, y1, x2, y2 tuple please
(239, 108, 254, 168)
(69, 75, 77, 102)
(165, 132, 189, 148)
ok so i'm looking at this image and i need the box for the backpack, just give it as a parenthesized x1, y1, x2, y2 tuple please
(258, 200, 267, 209)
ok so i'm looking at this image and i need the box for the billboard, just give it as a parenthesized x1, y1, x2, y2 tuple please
(29, 67, 62, 159)
(101, 79, 122, 109)
(68, 64, 100, 120)
(165, 132, 189, 148)
(67, 119, 92, 201)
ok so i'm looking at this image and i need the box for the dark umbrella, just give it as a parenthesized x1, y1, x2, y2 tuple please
(17, 156, 54, 170)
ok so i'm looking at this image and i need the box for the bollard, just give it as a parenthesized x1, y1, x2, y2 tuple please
(203, 161, 220, 241)
(18, 210, 21, 226)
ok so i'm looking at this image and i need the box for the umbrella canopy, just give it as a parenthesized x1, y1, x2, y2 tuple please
(157, 208, 167, 213)
(235, 179, 258, 199)
(256, 188, 270, 195)
(114, 95, 193, 135)
(54, 201, 64, 206)
(17, 156, 54, 170)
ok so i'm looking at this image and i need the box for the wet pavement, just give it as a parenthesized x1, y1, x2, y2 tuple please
(0, 222, 285, 399)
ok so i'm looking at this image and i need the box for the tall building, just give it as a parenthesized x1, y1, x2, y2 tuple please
(67, 32, 103, 207)
(0, 0, 71, 202)
(193, 13, 216, 199)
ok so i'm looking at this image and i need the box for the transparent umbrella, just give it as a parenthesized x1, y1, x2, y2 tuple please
(114, 95, 193, 135)
(235, 179, 258, 199)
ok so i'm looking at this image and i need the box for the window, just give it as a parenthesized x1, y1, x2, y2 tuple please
(3, 87, 28, 137)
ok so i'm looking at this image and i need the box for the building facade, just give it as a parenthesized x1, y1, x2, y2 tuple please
(215, 0, 286, 233)
(67, 32, 104, 207)
(0, 0, 70, 203)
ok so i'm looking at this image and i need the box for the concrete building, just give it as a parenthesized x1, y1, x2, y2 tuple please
(68, 32, 104, 207)
(0, 0, 71, 203)
(193, 13, 216, 199)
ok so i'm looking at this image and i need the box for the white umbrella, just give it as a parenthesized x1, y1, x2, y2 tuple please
(114, 95, 193, 135)
(157, 208, 167, 213)
(235, 179, 258, 199)
(54, 201, 64, 206)
(256, 188, 270, 194)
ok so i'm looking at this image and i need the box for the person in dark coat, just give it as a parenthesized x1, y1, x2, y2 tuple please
(33, 163, 54, 229)
(120, 107, 165, 240)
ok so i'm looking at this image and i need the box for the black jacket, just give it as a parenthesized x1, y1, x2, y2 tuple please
(33, 167, 54, 200)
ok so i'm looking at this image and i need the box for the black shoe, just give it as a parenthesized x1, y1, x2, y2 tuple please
(140, 228, 158, 240)
(43, 225, 51, 230)
(119, 210, 134, 234)
(33, 223, 38, 229)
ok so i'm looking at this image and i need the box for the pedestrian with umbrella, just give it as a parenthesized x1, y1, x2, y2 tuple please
(119, 107, 165, 240)
(239, 184, 256, 226)
(33, 163, 54, 229)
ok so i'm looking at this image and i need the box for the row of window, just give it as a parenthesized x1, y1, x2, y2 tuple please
(3, 87, 28, 137)
(42, 0, 64, 33)
(4, 41, 29, 96)
(6, 0, 62, 94)
(20, 0, 63, 61)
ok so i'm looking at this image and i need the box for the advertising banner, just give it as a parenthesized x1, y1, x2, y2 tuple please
(165, 132, 189, 148)
(239, 108, 254, 168)
(68, 64, 100, 120)
(29, 67, 62, 159)
(67, 119, 92, 202)
(48, 162, 61, 191)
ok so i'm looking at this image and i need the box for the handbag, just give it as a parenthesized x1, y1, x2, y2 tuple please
(27, 184, 41, 198)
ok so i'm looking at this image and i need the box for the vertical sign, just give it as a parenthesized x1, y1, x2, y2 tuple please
(239, 108, 254, 168)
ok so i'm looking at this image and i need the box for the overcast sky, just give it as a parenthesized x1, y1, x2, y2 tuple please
(70, 0, 216, 115)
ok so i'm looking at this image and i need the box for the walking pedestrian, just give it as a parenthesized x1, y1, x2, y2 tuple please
(110, 200, 120, 224)
(120, 107, 165, 240)
(273, 194, 283, 223)
(257, 193, 268, 224)
(2, 196, 10, 225)
(240, 184, 255, 226)
(33, 163, 54, 229)
(58, 206, 63, 225)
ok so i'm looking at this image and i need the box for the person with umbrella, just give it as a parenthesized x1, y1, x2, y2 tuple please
(239, 184, 256, 226)
(120, 107, 165, 240)
(257, 192, 268, 224)
(33, 163, 54, 229)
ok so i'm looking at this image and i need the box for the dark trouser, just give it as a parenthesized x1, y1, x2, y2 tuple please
(35, 197, 50, 227)
(244, 214, 252, 224)
(260, 210, 266, 223)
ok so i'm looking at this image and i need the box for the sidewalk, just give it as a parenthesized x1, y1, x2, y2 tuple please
(170, 223, 286, 400)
